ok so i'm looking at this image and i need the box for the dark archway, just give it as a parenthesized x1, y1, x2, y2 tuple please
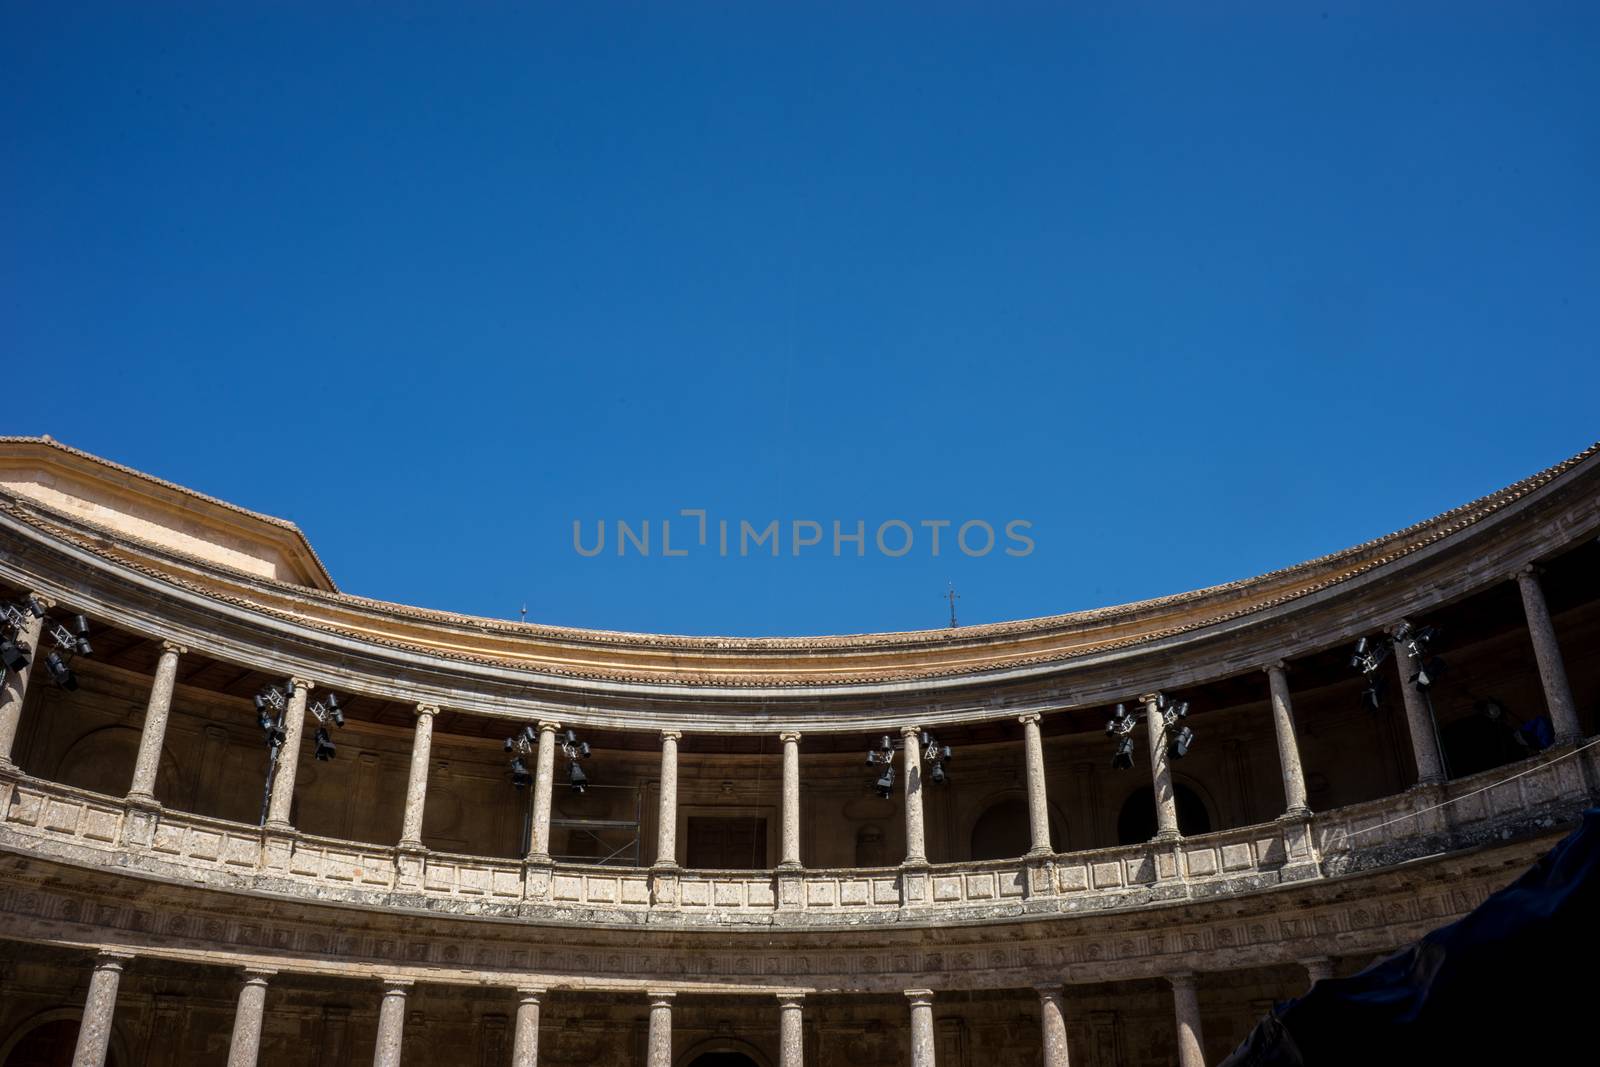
(688, 1056, 760, 1067)
(2, 1016, 124, 1067)
(1116, 784, 1212, 844)
(968, 796, 1063, 860)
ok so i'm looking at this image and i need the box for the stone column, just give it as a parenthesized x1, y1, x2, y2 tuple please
(1037, 986, 1070, 1067)
(901, 725, 927, 864)
(372, 980, 411, 1067)
(646, 991, 674, 1067)
(1301, 957, 1334, 988)
(1020, 713, 1053, 855)
(0, 594, 50, 771)
(71, 950, 132, 1067)
(654, 731, 681, 868)
(1169, 972, 1205, 1067)
(1517, 567, 1583, 743)
(527, 721, 560, 862)
(264, 678, 313, 831)
(1265, 663, 1311, 817)
(399, 704, 437, 850)
(779, 731, 802, 868)
(1392, 645, 1444, 786)
(511, 988, 543, 1067)
(777, 994, 804, 1067)
(127, 641, 185, 803)
(1144, 695, 1180, 841)
(225, 967, 275, 1067)
(906, 989, 936, 1067)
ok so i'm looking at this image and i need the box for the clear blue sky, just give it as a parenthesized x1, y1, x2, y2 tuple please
(4, 4, 1596, 637)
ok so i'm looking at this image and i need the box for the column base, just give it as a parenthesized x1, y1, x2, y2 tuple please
(397, 839, 427, 854)
(1152, 829, 1182, 845)
(262, 818, 296, 835)
(1278, 806, 1313, 821)
(125, 792, 161, 811)
(1025, 845, 1055, 859)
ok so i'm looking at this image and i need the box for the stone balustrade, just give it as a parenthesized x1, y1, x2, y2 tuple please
(3, 743, 1592, 930)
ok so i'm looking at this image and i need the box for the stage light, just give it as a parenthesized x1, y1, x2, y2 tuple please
(71, 615, 91, 655)
(559, 729, 592, 792)
(866, 734, 896, 796)
(874, 765, 895, 798)
(1349, 634, 1392, 677)
(1106, 703, 1137, 769)
(44, 651, 77, 691)
(1169, 725, 1195, 759)
(1, 639, 28, 673)
(919, 731, 952, 786)
(1111, 736, 1135, 770)
(1392, 620, 1446, 689)
(567, 760, 588, 793)
(510, 756, 532, 788)
(1361, 677, 1384, 713)
(313, 727, 337, 761)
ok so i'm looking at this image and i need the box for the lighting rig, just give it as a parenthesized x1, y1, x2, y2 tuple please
(1104, 695, 1196, 769)
(504, 727, 592, 792)
(1348, 621, 1446, 710)
(1, 595, 92, 690)
(254, 682, 345, 825)
(865, 731, 952, 798)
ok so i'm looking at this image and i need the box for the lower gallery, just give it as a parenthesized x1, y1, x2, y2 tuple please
(0, 435, 1596, 1066)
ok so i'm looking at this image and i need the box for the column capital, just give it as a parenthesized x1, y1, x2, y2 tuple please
(288, 677, 315, 693)
(159, 640, 188, 656)
(1517, 563, 1543, 581)
(1167, 971, 1197, 990)
(779, 730, 802, 744)
(776, 992, 806, 1007)
(30, 592, 57, 610)
(646, 990, 676, 1005)
(660, 729, 682, 743)
(1017, 712, 1041, 726)
(413, 703, 439, 719)
(900, 724, 922, 739)
(904, 988, 935, 1005)
(515, 987, 546, 1002)
(93, 949, 135, 968)
(537, 720, 562, 734)
(240, 967, 277, 982)
(1263, 660, 1287, 674)
(1138, 693, 1162, 707)
(379, 978, 414, 993)
(1033, 983, 1063, 999)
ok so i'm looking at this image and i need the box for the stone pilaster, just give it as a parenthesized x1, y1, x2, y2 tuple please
(906, 989, 937, 1067)
(372, 979, 411, 1067)
(511, 988, 543, 1067)
(1037, 986, 1070, 1067)
(1265, 663, 1311, 817)
(646, 991, 674, 1067)
(653, 731, 681, 869)
(399, 704, 437, 850)
(779, 731, 802, 868)
(1517, 567, 1583, 743)
(1169, 972, 1205, 1067)
(1020, 713, 1053, 856)
(1143, 695, 1180, 841)
(901, 725, 927, 865)
(263, 678, 313, 832)
(72, 949, 132, 1067)
(127, 641, 185, 804)
(225, 967, 275, 1067)
(527, 721, 560, 862)
(777, 994, 804, 1067)
(1392, 644, 1445, 786)
(0, 594, 50, 771)
(1301, 957, 1334, 988)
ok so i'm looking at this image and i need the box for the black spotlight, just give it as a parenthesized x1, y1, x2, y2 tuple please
(1169, 725, 1195, 759)
(929, 761, 947, 786)
(325, 692, 345, 727)
(44, 651, 77, 691)
(1414, 655, 1447, 689)
(71, 615, 92, 656)
(1, 638, 29, 673)
(1106, 703, 1137, 769)
(866, 733, 896, 795)
(567, 759, 588, 793)
(257, 706, 273, 731)
(313, 727, 337, 761)
(874, 765, 896, 799)
(1361, 675, 1385, 713)
(509, 756, 532, 788)
(1111, 736, 1135, 770)
(25, 596, 44, 619)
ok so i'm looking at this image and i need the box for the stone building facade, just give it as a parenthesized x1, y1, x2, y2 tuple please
(0, 434, 1596, 1067)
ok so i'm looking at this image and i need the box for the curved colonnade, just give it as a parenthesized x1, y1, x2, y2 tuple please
(0, 436, 1598, 1067)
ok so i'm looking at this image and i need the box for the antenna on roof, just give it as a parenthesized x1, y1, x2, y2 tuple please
(519, 603, 527, 625)
(945, 583, 959, 628)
